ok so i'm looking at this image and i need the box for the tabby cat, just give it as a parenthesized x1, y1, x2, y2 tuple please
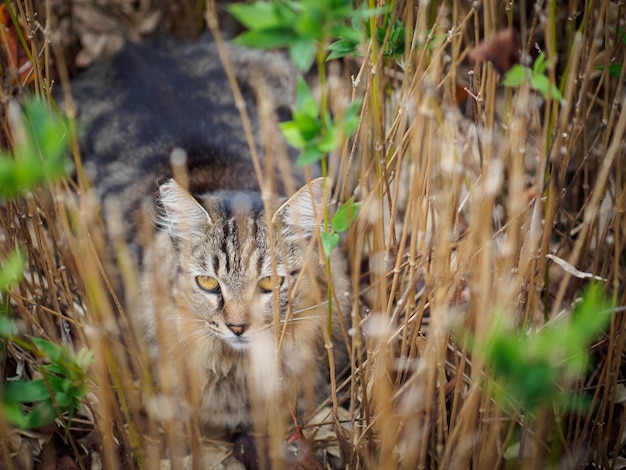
(66, 36, 350, 432)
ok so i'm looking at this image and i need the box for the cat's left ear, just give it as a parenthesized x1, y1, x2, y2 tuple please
(272, 177, 331, 241)
(158, 179, 212, 240)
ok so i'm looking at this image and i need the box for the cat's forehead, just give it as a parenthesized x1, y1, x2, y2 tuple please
(199, 191, 281, 220)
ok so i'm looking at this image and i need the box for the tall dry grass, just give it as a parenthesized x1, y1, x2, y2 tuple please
(1, 0, 625, 468)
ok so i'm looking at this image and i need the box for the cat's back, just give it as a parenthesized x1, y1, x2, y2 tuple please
(67, 36, 297, 212)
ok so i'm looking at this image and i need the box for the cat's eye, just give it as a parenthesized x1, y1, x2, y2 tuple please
(196, 275, 220, 293)
(257, 275, 284, 293)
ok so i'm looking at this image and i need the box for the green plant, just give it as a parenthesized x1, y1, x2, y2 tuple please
(1, 337, 93, 429)
(595, 28, 625, 78)
(280, 77, 361, 167)
(228, 0, 368, 262)
(0, 99, 69, 198)
(228, 0, 371, 173)
(320, 196, 360, 257)
(503, 52, 564, 103)
(477, 284, 610, 415)
(0, 97, 91, 430)
(229, 0, 381, 71)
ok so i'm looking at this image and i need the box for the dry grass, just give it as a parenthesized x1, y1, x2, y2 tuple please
(1, 0, 626, 468)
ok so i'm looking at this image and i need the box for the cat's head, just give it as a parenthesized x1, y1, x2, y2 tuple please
(157, 178, 331, 351)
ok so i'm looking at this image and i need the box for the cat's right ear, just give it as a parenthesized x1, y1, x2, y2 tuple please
(271, 177, 331, 241)
(158, 179, 212, 240)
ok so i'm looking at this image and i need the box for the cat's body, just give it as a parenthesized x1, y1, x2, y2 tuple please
(69, 36, 306, 238)
(66, 36, 350, 432)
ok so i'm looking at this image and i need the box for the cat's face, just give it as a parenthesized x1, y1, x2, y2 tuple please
(158, 179, 329, 350)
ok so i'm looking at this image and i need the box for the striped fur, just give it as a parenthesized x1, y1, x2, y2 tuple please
(67, 35, 350, 433)
(141, 178, 350, 432)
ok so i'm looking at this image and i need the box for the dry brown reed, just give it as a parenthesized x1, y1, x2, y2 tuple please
(1, 0, 625, 468)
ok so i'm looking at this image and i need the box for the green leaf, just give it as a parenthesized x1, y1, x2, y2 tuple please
(331, 24, 363, 44)
(296, 147, 323, 166)
(566, 284, 611, 349)
(353, 5, 388, 20)
(294, 8, 324, 40)
(530, 73, 550, 96)
(295, 76, 319, 117)
(289, 37, 317, 71)
(332, 197, 360, 233)
(340, 99, 362, 137)
(0, 99, 68, 199)
(0, 250, 25, 291)
(548, 83, 564, 103)
(321, 231, 340, 257)
(280, 122, 307, 148)
(376, 19, 407, 57)
(427, 33, 447, 51)
(2, 400, 27, 428)
(3, 379, 52, 403)
(22, 400, 57, 428)
(0, 317, 18, 338)
(530, 74, 563, 102)
(293, 112, 322, 142)
(228, 2, 296, 31)
(32, 337, 65, 362)
(502, 65, 527, 87)
(595, 64, 623, 78)
(477, 285, 611, 414)
(327, 38, 359, 60)
(317, 125, 339, 153)
(55, 392, 72, 409)
(533, 53, 547, 75)
(234, 29, 297, 49)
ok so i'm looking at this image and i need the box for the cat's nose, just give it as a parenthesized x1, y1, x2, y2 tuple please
(227, 323, 247, 336)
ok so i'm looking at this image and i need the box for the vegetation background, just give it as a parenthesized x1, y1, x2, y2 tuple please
(1, 0, 625, 468)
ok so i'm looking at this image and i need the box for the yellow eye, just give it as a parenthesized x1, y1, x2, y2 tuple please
(196, 275, 220, 292)
(258, 275, 284, 293)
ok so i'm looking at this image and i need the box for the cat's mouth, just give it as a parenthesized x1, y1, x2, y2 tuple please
(224, 335, 249, 351)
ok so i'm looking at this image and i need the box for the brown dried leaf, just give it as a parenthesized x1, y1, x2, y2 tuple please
(469, 28, 521, 75)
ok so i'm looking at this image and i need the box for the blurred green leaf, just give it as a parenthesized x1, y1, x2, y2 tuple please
(0, 250, 25, 291)
(502, 65, 527, 87)
(0, 99, 68, 199)
(332, 197, 360, 233)
(530, 73, 550, 96)
(295, 8, 324, 40)
(533, 53, 548, 74)
(280, 122, 307, 148)
(0, 316, 18, 337)
(292, 112, 322, 141)
(327, 38, 359, 60)
(290, 37, 317, 71)
(477, 284, 611, 415)
(2, 400, 27, 428)
(340, 99, 362, 136)
(595, 64, 623, 78)
(321, 231, 340, 256)
(331, 24, 362, 44)
(296, 147, 323, 166)
(2, 336, 92, 429)
(295, 76, 319, 118)
(377, 18, 406, 57)
(530, 74, 563, 102)
(504, 57, 563, 103)
(21, 401, 57, 428)
(317, 125, 339, 153)
(234, 29, 297, 49)
(228, 2, 296, 30)
(3, 379, 51, 403)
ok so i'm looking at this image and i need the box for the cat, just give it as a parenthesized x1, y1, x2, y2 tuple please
(65, 35, 351, 435)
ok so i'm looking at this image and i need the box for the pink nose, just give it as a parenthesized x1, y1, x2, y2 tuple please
(227, 324, 247, 336)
